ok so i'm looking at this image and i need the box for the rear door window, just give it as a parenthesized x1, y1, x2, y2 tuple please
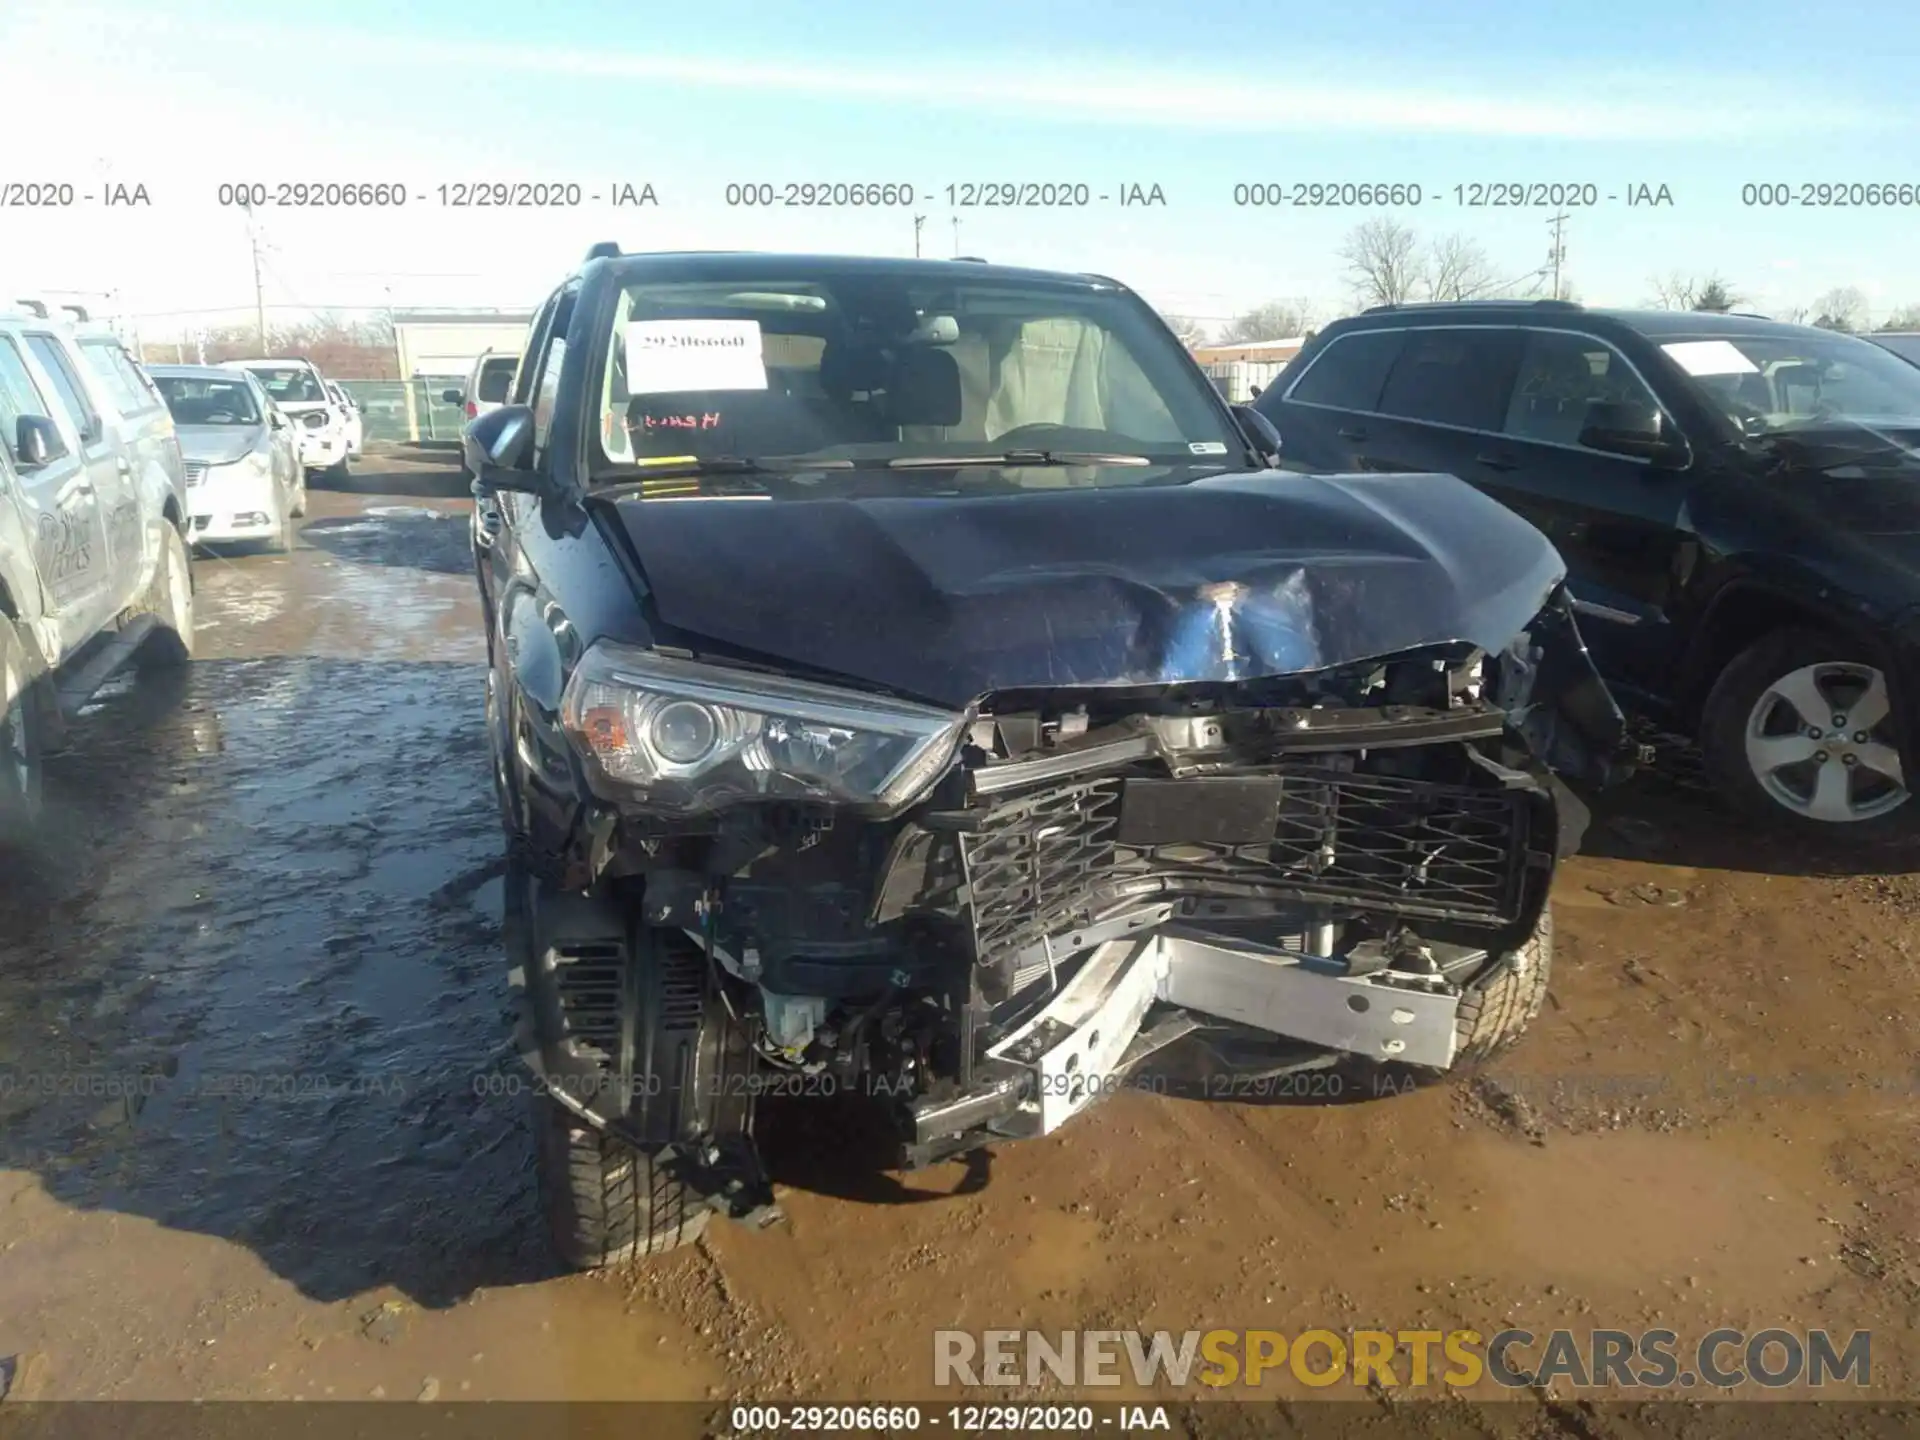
(477, 358, 515, 404)
(78, 339, 152, 418)
(1376, 328, 1523, 432)
(1279, 329, 1406, 412)
(24, 335, 103, 443)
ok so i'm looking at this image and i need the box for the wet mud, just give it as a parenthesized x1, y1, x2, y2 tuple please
(1, 449, 1915, 1418)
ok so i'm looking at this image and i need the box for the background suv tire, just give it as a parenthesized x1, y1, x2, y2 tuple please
(1701, 627, 1915, 842)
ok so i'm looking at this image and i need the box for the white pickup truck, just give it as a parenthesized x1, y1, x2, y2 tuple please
(0, 304, 195, 841)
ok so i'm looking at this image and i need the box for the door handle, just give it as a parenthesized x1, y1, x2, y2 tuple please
(1337, 427, 1369, 441)
(1475, 452, 1520, 472)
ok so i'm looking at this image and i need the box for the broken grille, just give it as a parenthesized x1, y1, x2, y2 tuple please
(958, 766, 1531, 974)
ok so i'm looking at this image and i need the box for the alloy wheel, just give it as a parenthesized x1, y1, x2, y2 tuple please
(1742, 660, 1908, 823)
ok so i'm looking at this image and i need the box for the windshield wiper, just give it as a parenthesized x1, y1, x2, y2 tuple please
(633, 454, 856, 476)
(590, 454, 856, 485)
(887, 450, 1155, 469)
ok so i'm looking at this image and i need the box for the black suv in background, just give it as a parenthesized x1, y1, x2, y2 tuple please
(1867, 332, 1920, 369)
(1257, 303, 1920, 842)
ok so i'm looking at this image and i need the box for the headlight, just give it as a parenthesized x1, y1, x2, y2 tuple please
(301, 412, 328, 430)
(214, 450, 273, 479)
(559, 642, 968, 816)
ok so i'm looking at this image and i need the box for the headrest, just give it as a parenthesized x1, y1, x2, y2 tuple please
(890, 347, 961, 428)
(818, 341, 888, 399)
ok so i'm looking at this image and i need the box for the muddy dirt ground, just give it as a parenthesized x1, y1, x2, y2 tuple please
(1, 446, 1916, 1427)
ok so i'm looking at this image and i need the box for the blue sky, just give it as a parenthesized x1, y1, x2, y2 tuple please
(5, 0, 1918, 333)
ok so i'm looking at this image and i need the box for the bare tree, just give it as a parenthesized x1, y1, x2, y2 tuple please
(1424, 233, 1496, 302)
(1218, 300, 1314, 344)
(146, 312, 401, 377)
(1339, 219, 1424, 309)
(1161, 313, 1212, 347)
(1647, 272, 1744, 312)
(1879, 302, 1920, 331)
(1810, 286, 1870, 332)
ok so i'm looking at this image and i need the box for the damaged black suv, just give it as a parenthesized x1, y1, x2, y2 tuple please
(466, 246, 1632, 1269)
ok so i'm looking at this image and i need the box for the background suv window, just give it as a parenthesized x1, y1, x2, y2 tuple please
(1376, 328, 1522, 432)
(1282, 329, 1405, 411)
(24, 335, 102, 443)
(78, 339, 151, 418)
(0, 338, 52, 460)
(477, 358, 516, 404)
(1504, 330, 1666, 448)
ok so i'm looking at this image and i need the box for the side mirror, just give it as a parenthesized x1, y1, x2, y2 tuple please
(1231, 404, 1283, 466)
(442, 388, 463, 405)
(465, 405, 547, 495)
(269, 411, 287, 430)
(1578, 401, 1688, 468)
(15, 415, 67, 468)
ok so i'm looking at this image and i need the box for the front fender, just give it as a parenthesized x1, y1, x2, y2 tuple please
(1494, 585, 1642, 791)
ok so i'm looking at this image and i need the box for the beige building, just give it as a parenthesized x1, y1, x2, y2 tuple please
(1190, 337, 1308, 403)
(1190, 337, 1308, 367)
(391, 309, 535, 383)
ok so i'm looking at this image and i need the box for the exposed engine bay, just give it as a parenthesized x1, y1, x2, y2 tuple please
(515, 588, 1615, 1183)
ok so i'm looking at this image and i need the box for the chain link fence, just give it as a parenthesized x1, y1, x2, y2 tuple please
(337, 379, 469, 444)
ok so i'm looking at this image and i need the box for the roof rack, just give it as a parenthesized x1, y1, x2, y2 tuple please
(13, 299, 48, 318)
(1361, 297, 1583, 314)
(584, 241, 620, 261)
(61, 304, 89, 323)
(952, 255, 989, 264)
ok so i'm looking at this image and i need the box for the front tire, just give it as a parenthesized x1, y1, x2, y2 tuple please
(506, 860, 746, 1270)
(1452, 907, 1553, 1066)
(1700, 627, 1913, 842)
(533, 1094, 711, 1269)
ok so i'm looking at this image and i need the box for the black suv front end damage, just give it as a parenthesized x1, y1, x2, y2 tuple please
(472, 249, 1640, 1265)
(520, 559, 1626, 1177)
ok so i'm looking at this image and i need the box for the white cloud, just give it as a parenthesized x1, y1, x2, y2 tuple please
(6, 5, 1897, 145)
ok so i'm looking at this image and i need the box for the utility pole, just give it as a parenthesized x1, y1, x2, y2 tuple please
(951, 215, 961, 257)
(245, 203, 268, 352)
(913, 214, 926, 257)
(1545, 212, 1569, 300)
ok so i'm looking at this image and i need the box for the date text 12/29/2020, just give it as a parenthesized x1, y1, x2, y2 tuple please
(727, 1403, 1174, 1433)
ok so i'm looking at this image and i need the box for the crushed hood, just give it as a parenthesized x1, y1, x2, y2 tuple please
(175, 424, 267, 465)
(604, 469, 1568, 709)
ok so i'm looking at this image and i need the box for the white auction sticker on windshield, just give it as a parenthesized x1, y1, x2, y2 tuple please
(1661, 340, 1760, 377)
(625, 319, 768, 394)
(1189, 441, 1229, 455)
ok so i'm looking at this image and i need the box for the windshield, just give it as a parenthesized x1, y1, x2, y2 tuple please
(593, 269, 1244, 485)
(1659, 332, 1920, 436)
(153, 374, 261, 426)
(241, 365, 327, 404)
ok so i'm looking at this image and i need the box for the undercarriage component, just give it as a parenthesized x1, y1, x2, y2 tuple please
(970, 920, 1473, 1142)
